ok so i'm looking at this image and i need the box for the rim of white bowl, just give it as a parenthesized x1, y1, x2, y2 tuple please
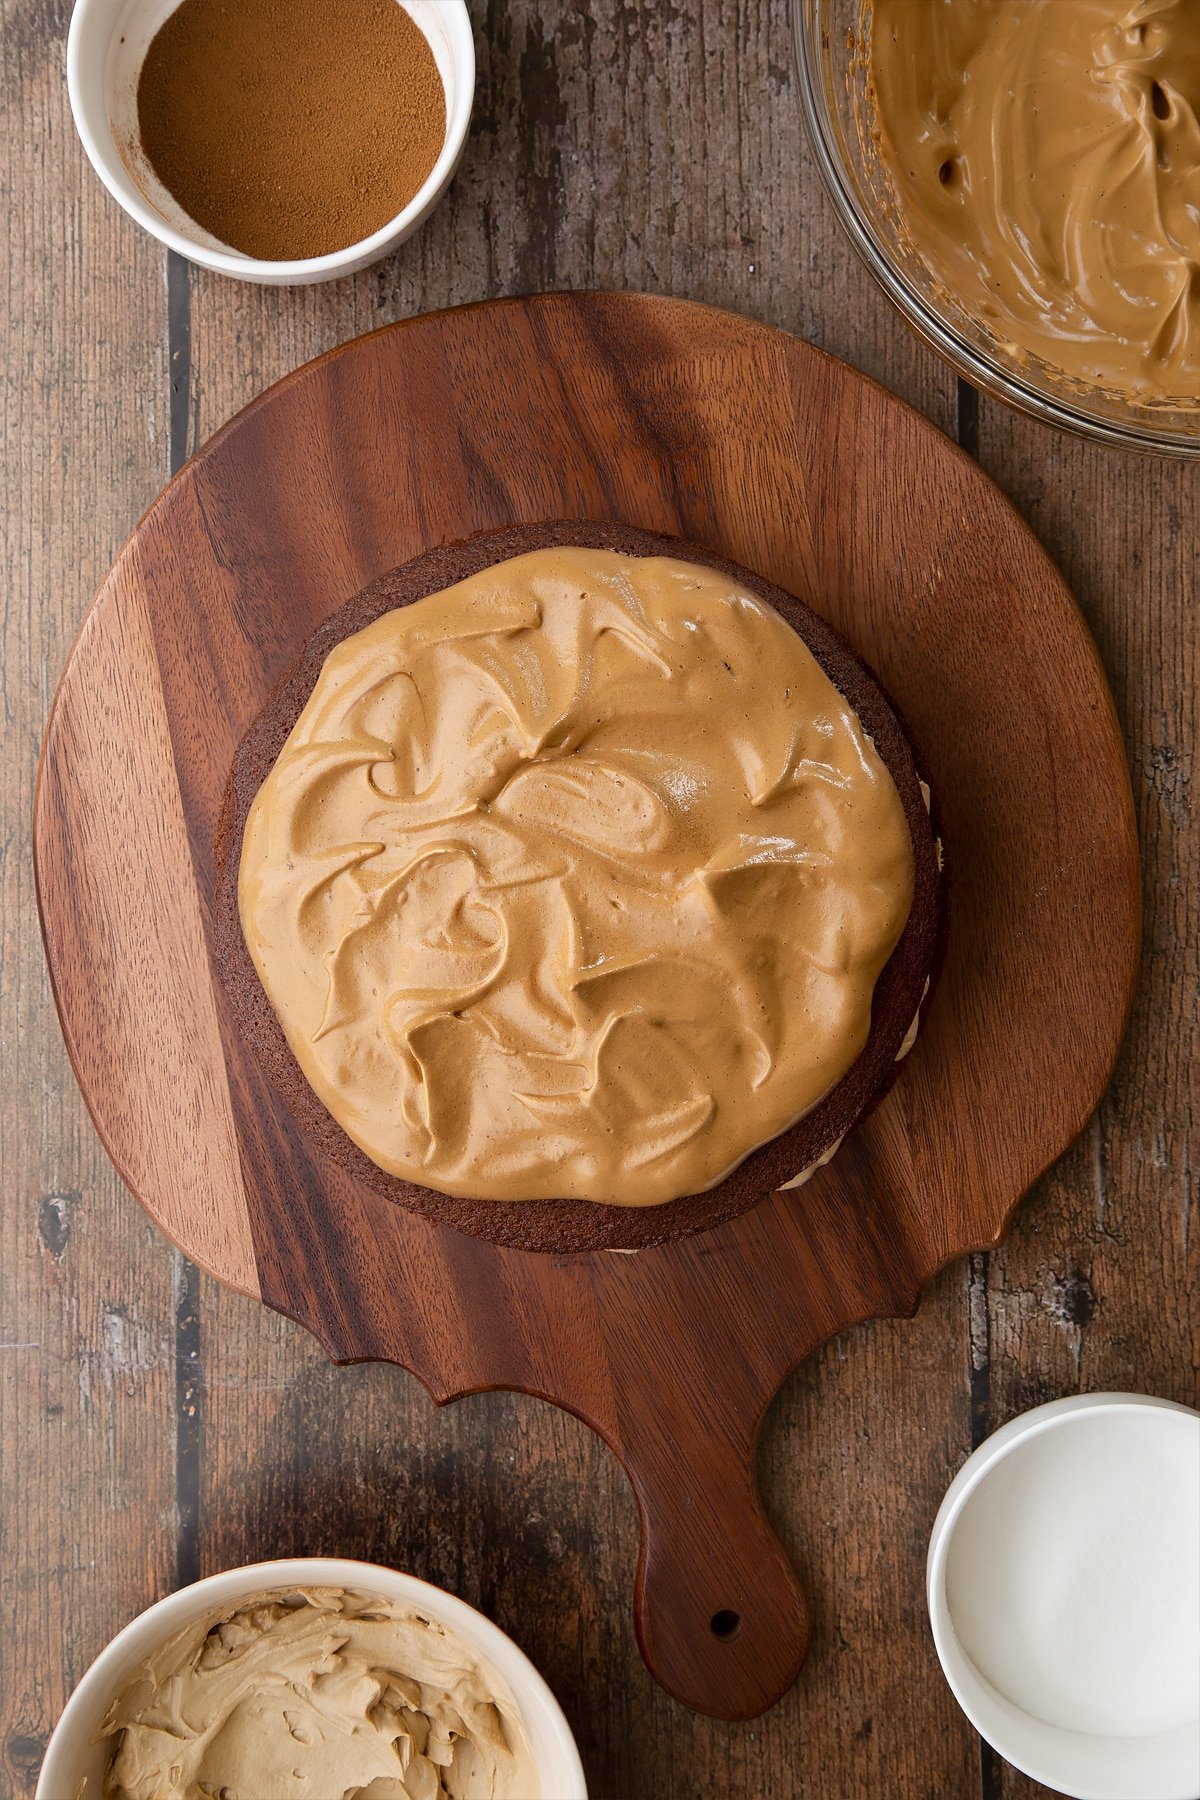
(927, 1394, 1200, 1800)
(37, 1556, 587, 1799)
(66, 0, 476, 282)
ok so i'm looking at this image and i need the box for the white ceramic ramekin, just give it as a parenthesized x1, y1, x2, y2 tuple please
(36, 1557, 587, 1799)
(928, 1394, 1200, 1800)
(67, 0, 475, 284)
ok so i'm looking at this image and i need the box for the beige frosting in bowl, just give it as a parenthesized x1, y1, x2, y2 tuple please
(868, 0, 1200, 406)
(239, 547, 914, 1207)
(94, 1588, 539, 1800)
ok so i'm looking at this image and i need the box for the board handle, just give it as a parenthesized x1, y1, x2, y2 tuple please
(628, 1425, 810, 1719)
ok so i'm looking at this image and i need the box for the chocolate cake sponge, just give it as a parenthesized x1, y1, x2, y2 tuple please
(214, 521, 947, 1253)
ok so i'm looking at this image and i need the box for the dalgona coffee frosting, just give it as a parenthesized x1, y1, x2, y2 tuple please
(96, 1589, 538, 1800)
(868, 0, 1200, 405)
(239, 548, 914, 1207)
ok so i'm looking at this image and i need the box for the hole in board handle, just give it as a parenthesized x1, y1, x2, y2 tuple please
(710, 1610, 741, 1640)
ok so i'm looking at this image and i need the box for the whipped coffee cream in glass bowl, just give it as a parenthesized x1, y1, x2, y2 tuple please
(794, 0, 1200, 454)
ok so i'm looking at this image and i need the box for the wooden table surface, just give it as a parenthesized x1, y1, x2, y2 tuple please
(1, 3, 1196, 1797)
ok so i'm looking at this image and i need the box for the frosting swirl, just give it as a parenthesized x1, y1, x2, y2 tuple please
(96, 1589, 539, 1800)
(239, 548, 914, 1206)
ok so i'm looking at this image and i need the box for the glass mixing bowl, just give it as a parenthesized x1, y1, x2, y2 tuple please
(793, 0, 1200, 457)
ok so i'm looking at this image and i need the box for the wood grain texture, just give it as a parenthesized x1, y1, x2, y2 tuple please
(37, 561, 259, 1297)
(4, 0, 1194, 1793)
(964, 420, 1200, 1800)
(35, 293, 1139, 1721)
(0, 4, 178, 1794)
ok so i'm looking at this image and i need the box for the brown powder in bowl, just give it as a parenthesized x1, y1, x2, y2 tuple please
(136, 0, 447, 262)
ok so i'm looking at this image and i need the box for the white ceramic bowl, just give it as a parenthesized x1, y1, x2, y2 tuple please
(67, 0, 475, 284)
(928, 1394, 1200, 1800)
(36, 1557, 587, 1799)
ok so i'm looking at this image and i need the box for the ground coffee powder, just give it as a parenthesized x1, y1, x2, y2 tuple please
(136, 0, 446, 262)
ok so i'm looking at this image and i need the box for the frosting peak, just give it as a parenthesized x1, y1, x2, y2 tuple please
(239, 549, 914, 1206)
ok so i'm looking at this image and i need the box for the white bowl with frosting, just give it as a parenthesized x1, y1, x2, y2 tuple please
(37, 1558, 586, 1799)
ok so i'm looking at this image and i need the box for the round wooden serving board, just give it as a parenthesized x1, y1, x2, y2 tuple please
(35, 294, 1139, 1720)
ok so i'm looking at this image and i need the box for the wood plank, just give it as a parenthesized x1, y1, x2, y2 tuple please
(0, 7, 177, 1794)
(968, 412, 1200, 1799)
